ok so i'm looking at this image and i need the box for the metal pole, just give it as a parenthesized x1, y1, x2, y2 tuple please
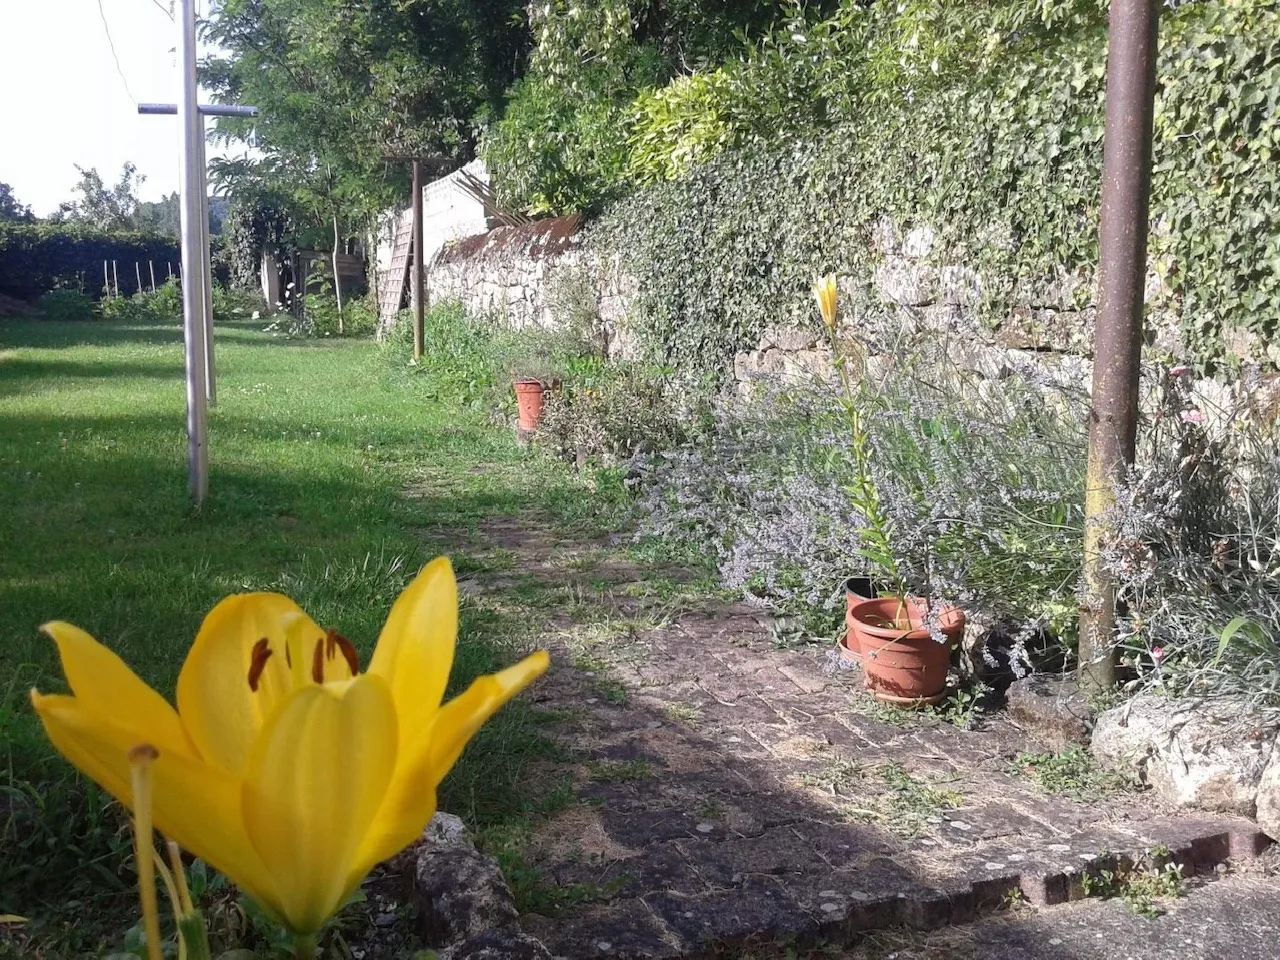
(200, 120, 216, 406)
(104, 260, 110, 298)
(112, 261, 120, 298)
(412, 159, 425, 361)
(1079, 0, 1160, 691)
(177, 0, 209, 504)
(135, 262, 143, 296)
(149, 261, 156, 292)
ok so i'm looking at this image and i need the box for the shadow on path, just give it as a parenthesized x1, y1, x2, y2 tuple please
(453, 515, 1271, 960)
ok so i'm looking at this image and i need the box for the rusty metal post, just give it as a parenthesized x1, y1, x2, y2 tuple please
(1079, 0, 1161, 691)
(411, 159, 425, 361)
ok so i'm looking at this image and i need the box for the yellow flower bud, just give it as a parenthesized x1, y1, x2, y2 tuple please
(813, 274, 838, 331)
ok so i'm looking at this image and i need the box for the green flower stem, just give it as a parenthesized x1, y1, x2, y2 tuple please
(293, 933, 320, 960)
(177, 912, 213, 960)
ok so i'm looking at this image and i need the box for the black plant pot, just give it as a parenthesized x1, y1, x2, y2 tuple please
(844, 576, 886, 603)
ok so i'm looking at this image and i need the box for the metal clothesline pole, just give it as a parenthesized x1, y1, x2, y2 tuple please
(175, 0, 208, 503)
(137, 79, 258, 503)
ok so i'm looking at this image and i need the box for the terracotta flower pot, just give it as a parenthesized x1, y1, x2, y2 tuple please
(514, 379, 545, 432)
(849, 597, 965, 705)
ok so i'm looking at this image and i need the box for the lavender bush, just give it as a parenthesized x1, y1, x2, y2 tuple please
(632, 333, 1088, 654)
(1104, 366, 1280, 711)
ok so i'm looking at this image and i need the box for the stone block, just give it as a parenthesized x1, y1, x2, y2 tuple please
(876, 259, 938, 307)
(1092, 695, 1280, 816)
(1253, 749, 1280, 841)
(902, 226, 936, 259)
(1006, 676, 1091, 750)
(940, 265, 983, 306)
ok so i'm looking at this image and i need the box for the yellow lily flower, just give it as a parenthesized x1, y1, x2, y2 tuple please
(30, 558, 548, 938)
(813, 273, 838, 331)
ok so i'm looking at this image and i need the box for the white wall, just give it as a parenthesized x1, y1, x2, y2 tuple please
(374, 159, 496, 282)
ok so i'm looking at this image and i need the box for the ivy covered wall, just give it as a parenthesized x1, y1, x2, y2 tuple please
(584, 0, 1280, 377)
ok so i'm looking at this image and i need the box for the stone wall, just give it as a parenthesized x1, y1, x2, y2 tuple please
(424, 213, 637, 356)
(735, 218, 1104, 391)
(422, 210, 1277, 392)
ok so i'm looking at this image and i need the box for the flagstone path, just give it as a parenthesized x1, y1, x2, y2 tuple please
(455, 517, 1271, 959)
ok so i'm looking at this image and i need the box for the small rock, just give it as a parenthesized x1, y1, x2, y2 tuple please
(695, 822, 716, 833)
(820, 902, 841, 914)
(948, 821, 973, 831)
(1254, 746, 1280, 840)
(984, 862, 1006, 871)
(596, 942, 612, 952)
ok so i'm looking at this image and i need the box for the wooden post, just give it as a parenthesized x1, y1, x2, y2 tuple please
(135, 262, 143, 296)
(112, 260, 120, 298)
(412, 159, 425, 360)
(104, 260, 110, 298)
(168, 262, 174, 280)
(149, 261, 157, 292)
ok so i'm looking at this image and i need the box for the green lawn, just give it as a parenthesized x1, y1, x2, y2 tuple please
(0, 314, 610, 953)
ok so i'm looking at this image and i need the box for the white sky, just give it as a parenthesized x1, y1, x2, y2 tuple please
(0, 0, 244, 216)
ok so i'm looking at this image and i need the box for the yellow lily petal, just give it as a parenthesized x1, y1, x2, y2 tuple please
(240, 675, 398, 935)
(367, 558, 457, 745)
(354, 651, 549, 873)
(41, 622, 194, 759)
(31, 692, 277, 915)
(177, 593, 326, 774)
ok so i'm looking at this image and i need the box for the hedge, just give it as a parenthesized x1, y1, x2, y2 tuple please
(0, 224, 181, 301)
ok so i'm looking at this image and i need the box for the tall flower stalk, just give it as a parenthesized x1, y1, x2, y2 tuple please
(813, 274, 904, 600)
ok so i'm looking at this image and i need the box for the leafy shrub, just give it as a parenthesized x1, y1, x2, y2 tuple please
(213, 284, 265, 321)
(304, 294, 377, 338)
(36, 289, 95, 322)
(482, 0, 670, 215)
(97, 281, 183, 324)
(96, 280, 260, 326)
(536, 365, 688, 465)
(383, 300, 601, 411)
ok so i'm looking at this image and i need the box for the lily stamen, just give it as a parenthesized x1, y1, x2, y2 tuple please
(311, 639, 325, 684)
(247, 638, 273, 692)
(326, 630, 360, 675)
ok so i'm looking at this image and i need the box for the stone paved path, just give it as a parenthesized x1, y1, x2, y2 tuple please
(852, 863, 1280, 960)
(459, 518, 1270, 959)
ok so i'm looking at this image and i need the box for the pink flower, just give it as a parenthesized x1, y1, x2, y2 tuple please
(1151, 646, 1166, 663)
(1169, 365, 1191, 377)
(1179, 408, 1206, 425)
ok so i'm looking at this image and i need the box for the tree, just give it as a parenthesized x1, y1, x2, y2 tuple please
(0, 183, 35, 223)
(52, 163, 144, 231)
(202, 0, 533, 207)
(134, 192, 182, 236)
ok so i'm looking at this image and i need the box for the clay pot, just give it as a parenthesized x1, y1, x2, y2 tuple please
(849, 597, 965, 704)
(513, 379, 545, 432)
